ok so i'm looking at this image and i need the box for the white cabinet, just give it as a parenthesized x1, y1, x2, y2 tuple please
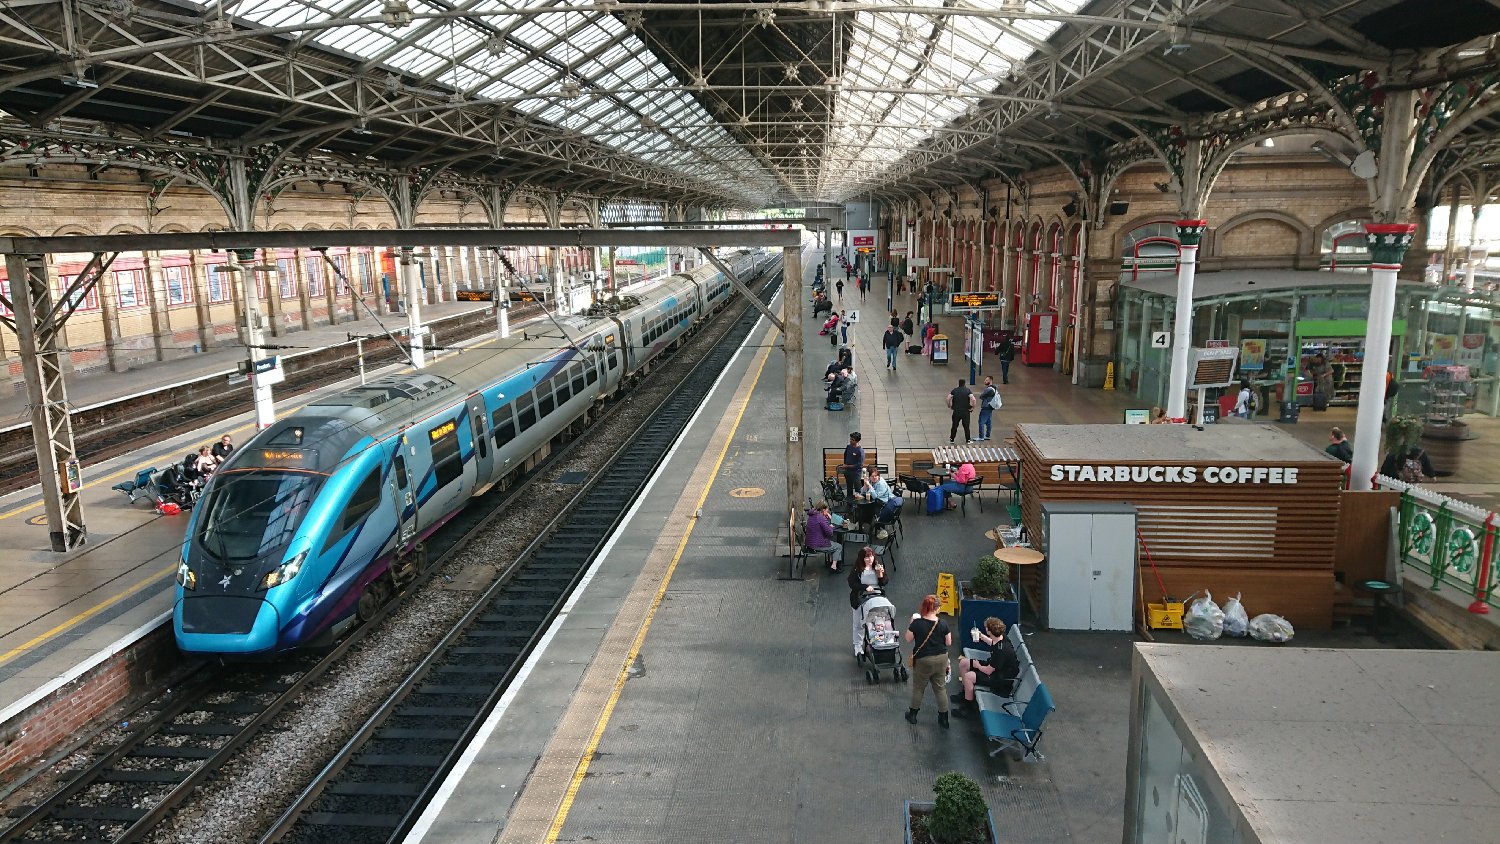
(1042, 503, 1137, 631)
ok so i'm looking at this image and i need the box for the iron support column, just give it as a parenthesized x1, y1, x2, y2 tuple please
(400, 247, 425, 368)
(7, 252, 86, 551)
(783, 246, 804, 532)
(1166, 220, 1207, 420)
(1351, 225, 1417, 490)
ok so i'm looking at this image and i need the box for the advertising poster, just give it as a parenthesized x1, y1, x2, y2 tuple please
(1458, 334, 1484, 367)
(1239, 338, 1266, 370)
(1123, 409, 1150, 424)
(1428, 334, 1457, 366)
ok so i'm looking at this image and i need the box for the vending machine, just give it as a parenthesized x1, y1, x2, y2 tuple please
(1023, 312, 1056, 366)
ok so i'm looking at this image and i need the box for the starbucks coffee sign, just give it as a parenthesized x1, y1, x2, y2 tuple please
(1049, 464, 1301, 485)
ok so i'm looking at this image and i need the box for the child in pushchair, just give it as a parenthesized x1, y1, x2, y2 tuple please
(856, 589, 909, 684)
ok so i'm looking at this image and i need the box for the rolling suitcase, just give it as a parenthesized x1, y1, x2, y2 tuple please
(1311, 391, 1329, 411)
(925, 487, 945, 515)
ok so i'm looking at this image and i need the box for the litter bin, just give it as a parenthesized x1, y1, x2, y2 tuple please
(1279, 401, 1300, 423)
(930, 334, 949, 365)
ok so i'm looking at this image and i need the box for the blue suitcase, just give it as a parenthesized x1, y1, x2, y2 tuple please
(925, 487, 945, 515)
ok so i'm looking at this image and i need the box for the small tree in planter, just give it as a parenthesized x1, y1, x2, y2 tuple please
(1384, 414, 1424, 456)
(960, 555, 1017, 632)
(906, 772, 997, 844)
(971, 556, 1012, 600)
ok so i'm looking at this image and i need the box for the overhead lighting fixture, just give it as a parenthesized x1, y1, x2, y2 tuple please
(559, 79, 580, 99)
(351, 118, 373, 136)
(381, 0, 413, 28)
(1044, 101, 1063, 121)
(1163, 26, 1191, 55)
(61, 72, 99, 89)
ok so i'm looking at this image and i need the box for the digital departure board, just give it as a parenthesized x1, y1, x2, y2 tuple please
(948, 291, 1002, 310)
(455, 290, 494, 302)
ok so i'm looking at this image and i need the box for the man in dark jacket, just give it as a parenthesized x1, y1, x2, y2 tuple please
(947, 380, 975, 444)
(882, 323, 904, 371)
(841, 432, 865, 501)
(998, 339, 1016, 384)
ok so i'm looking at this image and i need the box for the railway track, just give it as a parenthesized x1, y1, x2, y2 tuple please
(0, 269, 780, 844)
(260, 272, 782, 843)
(0, 305, 534, 495)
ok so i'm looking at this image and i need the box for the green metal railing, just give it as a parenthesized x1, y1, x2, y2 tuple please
(1377, 475, 1499, 614)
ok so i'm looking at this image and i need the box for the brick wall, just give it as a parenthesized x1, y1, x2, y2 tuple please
(0, 625, 182, 788)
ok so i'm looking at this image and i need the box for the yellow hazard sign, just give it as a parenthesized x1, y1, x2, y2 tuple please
(1103, 361, 1116, 391)
(937, 572, 958, 616)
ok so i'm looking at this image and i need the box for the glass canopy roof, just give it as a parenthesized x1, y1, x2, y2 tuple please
(202, 1, 1085, 203)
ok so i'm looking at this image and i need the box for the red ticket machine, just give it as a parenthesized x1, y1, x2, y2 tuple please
(1022, 313, 1056, 366)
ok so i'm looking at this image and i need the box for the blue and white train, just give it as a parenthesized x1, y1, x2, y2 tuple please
(174, 251, 772, 655)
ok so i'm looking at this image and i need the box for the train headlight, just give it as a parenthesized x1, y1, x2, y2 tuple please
(176, 563, 197, 591)
(260, 551, 307, 591)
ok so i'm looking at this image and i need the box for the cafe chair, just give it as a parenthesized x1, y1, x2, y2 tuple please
(951, 476, 984, 516)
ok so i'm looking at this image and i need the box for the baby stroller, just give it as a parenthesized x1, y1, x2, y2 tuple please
(856, 589, 909, 684)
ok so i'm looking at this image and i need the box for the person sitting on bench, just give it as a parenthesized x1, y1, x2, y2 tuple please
(826, 368, 852, 409)
(951, 617, 1020, 717)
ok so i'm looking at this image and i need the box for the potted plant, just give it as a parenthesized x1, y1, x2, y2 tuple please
(959, 554, 1018, 634)
(1384, 414, 1424, 456)
(904, 771, 999, 844)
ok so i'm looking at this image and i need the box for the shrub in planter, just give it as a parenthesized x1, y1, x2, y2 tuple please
(970, 555, 1011, 600)
(928, 772, 988, 843)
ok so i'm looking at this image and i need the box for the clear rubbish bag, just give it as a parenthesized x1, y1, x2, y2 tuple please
(1184, 590, 1225, 641)
(1222, 593, 1249, 637)
(1248, 613, 1295, 643)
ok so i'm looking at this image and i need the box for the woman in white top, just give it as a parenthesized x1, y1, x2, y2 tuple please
(1233, 381, 1253, 418)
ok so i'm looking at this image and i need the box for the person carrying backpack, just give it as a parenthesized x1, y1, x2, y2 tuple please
(976, 375, 1001, 441)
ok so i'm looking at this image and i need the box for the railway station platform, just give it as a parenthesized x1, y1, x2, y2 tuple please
(0, 300, 508, 740)
(409, 262, 1443, 844)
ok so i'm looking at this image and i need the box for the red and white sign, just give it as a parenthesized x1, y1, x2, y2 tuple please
(852, 235, 875, 248)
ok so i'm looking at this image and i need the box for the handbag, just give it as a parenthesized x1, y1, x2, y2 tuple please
(908, 617, 938, 667)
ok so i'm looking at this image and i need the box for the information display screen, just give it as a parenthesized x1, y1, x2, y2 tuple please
(948, 291, 1001, 310)
(455, 290, 494, 302)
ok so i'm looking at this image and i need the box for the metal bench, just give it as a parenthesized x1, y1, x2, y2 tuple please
(978, 681, 1055, 761)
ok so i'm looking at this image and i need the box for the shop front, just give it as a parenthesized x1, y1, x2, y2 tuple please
(1114, 270, 1500, 421)
(1014, 423, 1347, 629)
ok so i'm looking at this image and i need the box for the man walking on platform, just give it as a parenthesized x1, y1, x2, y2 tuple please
(883, 322, 904, 371)
(947, 379, 975, 444)
(997, 338, 1015, 384)
(976, 376, 1000, 441)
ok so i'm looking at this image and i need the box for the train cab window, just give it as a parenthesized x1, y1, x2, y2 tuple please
(608, 351, 619, 370)
(492, 406, 516, 446)
(538, 380, 556, 417)
(324, 468, 382, 553)
(517, 393, 536, 431)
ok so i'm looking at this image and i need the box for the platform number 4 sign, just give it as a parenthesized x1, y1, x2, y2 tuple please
(1151, 331, 1170, 349)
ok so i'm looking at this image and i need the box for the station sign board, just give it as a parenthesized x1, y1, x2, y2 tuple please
(948, 291, 1002, 311)
(455, 290, 494, 302)
(508, 290, 546, 303)
(852, 234, 876, 248)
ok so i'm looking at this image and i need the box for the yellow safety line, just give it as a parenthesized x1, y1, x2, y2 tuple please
(543, 333, 774, 843)
(0, 562, 175, 668)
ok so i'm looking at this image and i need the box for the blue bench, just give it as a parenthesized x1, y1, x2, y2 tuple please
(965, 628, 1054, 760)
(978, 683, 1054, 760)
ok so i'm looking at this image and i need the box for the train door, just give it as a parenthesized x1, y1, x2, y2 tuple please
(466, 394, 493, 484)
(621, 322, 635, 370)
(390, 441, 417, 551)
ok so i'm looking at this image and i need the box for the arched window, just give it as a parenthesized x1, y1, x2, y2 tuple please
(1320, 220, 1370, 272)
(1121, 222, 1180, 281)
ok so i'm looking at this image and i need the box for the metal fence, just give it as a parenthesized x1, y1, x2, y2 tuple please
(1375, 474, 1498, 614)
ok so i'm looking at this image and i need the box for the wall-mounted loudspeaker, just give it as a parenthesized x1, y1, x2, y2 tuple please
(1108, 200, 1130, 217)
(1061, 200, 1079, 218)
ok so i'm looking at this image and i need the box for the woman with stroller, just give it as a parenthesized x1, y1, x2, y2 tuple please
(950, 617, 1020, 718)
(904, 594, 953, 728)
(847, 547, 888, 657)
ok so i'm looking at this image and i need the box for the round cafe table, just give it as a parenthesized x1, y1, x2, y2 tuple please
(993, 547, 1045, 634)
